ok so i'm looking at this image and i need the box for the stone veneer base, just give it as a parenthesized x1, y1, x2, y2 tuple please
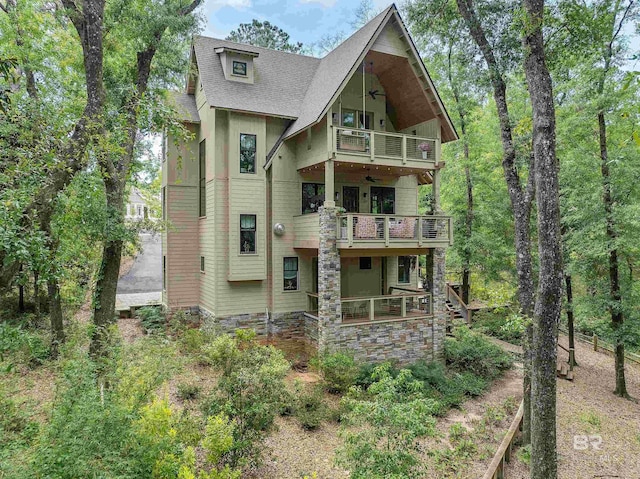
(193, 306, 445, 366)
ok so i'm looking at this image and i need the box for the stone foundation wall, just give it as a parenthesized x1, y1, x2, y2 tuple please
(199, 307, 308, 341)
(303, 313, 320, 348)
(331, 317, 437, 365)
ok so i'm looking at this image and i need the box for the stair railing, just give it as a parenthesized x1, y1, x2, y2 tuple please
(445, 282, 470, 324)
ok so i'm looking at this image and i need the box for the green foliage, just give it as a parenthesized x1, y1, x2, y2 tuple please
(517, 444, 531, 465)
(311, 351, 359, 394)
(226, 19, 303, 53)
(0, 322, 49, 368)
(136, 306, 167, 333)
(180, 328, 207, 356)
(337, 364, 438, 478)
(474, 308, 526, 344)
(0, 390, 39, 452)
(177, 383, 201, 401)
(445, 327, 513, 379)
(202, 334, 290, 467)
(293, 383, 330, 430)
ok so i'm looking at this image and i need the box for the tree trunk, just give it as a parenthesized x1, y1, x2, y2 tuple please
(446, 41, 474, 306)
(455, 0, 536, 445)
(89, 0, 201, 358)
(565, 272, 577, 366)
(462, 164, 473, 304)
(90, 182, 125, 358)
(18, 266, 25, 313)
(34, 271, 40, 321)
(522, 1, 562, 478)
(0, 0, 106, 292)
(599, 111, 628, 397)
(48, 278, 65, 359)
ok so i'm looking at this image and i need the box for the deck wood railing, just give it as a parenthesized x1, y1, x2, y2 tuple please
(333, 126, 439, 165)
(306, 291, 432, 323)
(481, 400, 524, 479)
(337, 214, 453, 247)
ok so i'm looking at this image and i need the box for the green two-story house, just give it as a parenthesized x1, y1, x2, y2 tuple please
(163, 4, 458, 363)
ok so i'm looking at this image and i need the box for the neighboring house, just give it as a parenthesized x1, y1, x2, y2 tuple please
(163, 4, 458, 364)
(125, 187, 157, 221)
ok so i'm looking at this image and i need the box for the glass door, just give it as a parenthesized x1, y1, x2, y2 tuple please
(343, 186, 359, 213)
(370, 186, 395, 214)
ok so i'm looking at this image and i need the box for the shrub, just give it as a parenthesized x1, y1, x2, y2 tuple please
(136, 306, 166, 333)
(312, 351, 359, 394)
(474, 308, 526, 344)
(0, 322, 49, 367)
(337, 365, 438, 479)
(180, 329, 207, 356)
(294, 384, 329, 430)
(202, 334, 290, 467)
(445, 327, 512, 379)
(177, 383, 201, 401)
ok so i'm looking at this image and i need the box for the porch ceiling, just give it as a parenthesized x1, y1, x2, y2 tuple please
(364, 51, 443, 135)
(298, 161, 441, 185)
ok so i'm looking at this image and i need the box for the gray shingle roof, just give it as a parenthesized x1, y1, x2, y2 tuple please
(186, 4, 457, 144)
(193, 37, 320, 118)
(169, 92, 200, 123)
(284, 7, 392, 138)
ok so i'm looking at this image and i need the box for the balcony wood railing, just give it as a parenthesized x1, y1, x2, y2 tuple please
(333, 126, 439, 164)
(306, 291, 432, 323)
(337, 213, 452, 247)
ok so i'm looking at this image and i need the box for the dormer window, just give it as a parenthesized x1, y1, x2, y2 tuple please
(233, 61, 247, 76)
(215, 46, 259, 84)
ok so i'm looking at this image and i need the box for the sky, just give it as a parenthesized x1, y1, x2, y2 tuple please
(201, 0, 392, 46)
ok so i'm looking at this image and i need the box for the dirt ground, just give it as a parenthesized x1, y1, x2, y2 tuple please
(505, 334, 640, 479)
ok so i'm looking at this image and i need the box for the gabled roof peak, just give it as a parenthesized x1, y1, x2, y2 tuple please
(188, 3, 458, 142)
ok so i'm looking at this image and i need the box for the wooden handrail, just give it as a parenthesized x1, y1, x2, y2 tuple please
(481, 401, 524, 479)
(446, 282, 468, 313)
(333, 125, 437, 143)
(558, 326, 640, 365)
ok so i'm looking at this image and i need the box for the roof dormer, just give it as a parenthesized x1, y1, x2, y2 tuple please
(215, 46, 259, 84)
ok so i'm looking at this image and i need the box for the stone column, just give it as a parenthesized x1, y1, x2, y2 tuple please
(431, 245, 447, 361)
(318, 205, 341, 352)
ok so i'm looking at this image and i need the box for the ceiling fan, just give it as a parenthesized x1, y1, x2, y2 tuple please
(367, 89, 385, 100)
(365, 175, 378, 183)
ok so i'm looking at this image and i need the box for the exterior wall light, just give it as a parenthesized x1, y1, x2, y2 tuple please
(273, 223, 286, 236)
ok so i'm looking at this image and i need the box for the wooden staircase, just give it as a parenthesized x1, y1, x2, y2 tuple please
(445, 300, 465, 320)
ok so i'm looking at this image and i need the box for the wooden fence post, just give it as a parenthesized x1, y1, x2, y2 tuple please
(593, 334, 598, 351)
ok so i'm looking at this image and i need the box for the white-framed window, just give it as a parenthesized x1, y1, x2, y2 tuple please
(283, 257, 299, 291)
(233, 60, 247, 76)
(240, 133, 256, 173)
(240, 214, 256, 254)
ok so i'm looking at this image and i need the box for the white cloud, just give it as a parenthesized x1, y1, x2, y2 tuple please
(208, 0, 251, 8)
(299, 0, 337, 8)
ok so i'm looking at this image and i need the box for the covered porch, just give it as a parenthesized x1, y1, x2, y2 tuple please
(303, 252, 435, 325)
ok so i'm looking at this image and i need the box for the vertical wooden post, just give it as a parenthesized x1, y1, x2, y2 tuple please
(432, 169, 441, 212)
(369, 298, 375, 322)
(401, 135, 407, 164)
(401, 296, 407, 317)
(347, 215, 353, 246)
(417, 217, 423, 246)
(324, 159, 335, 208)
(384, 217, 389, 246)
(593, 334, 598, 351)
(370, 132, 375, 162)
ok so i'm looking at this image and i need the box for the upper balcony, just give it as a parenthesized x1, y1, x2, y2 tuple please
(293, 212, 452, 251)
(332, 126, 440, 170)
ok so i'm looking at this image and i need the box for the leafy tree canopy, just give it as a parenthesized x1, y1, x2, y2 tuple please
(226, 19, 303, 53)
